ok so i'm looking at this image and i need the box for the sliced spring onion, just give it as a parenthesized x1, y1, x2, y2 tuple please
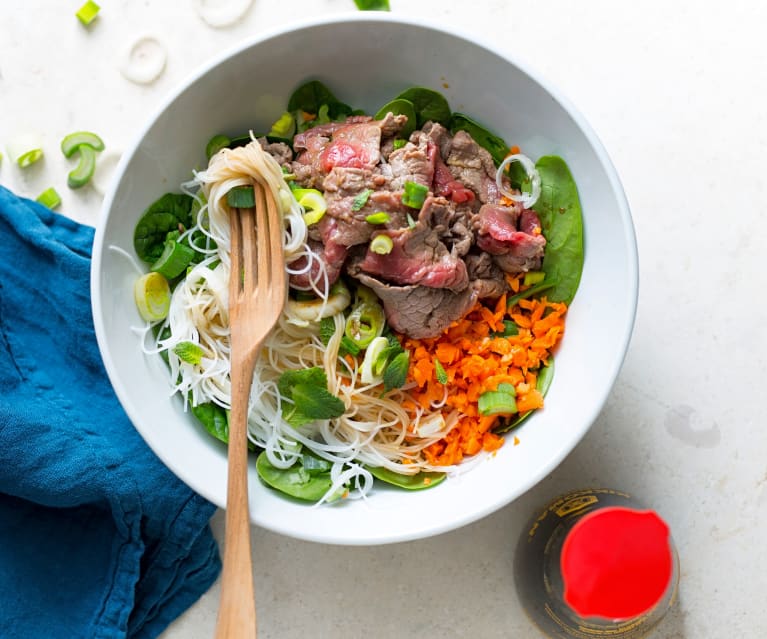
(35, 187, 62, 210)
(61, 131, 104, 158)
(226, 185, 255, 208)
(8, 133, 44, 168)
(294, 188, 327, 226)
(415, 412, 445, 437)
(173, 341, 204, 365)
(406, 213, 416, 229)
(365, 211, 390, 225)
(134, 272, 171, 321)
(401, 180, 428, 209)
(524, 270, 546, 286)
(392, 139, 407, 150)
(67, 144, 97, 189)
(150, 239, 197, 279)
(496, 153, 541, 209)
(344, 300, 385, 349)
(478, 383, 518, 416)
(360, 336, 389, 384)
(205, 134, 231, 160)
(195, 0, 254, 28)
(369, 234, 393, 255)
(76, 0, 100, 25)
(16, 148, 44, 168)
(120, 36, 167, 85)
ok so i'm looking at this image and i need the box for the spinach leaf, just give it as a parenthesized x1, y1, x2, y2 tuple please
(394, 87, 451, 128)
(287, 80, 353, 120)
(494, 359, 555, 434)
(534, 156, 584, 304)
(191, 402, 229, 444)
(367, 465, 446, 490)
(256, 451, 333, 502)
(374, 98, 416, 138)
(133, 193, 194, 263)
(354, 0, 390, 10)
(449, 112, 509, 166)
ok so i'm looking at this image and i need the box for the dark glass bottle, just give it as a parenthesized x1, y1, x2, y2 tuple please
(514, 488, 679, 639)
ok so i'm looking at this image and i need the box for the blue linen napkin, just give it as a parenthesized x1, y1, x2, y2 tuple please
(0, 185, 221, 639)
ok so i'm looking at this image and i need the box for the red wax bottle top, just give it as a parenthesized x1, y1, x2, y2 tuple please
(560, 507, 673, 620)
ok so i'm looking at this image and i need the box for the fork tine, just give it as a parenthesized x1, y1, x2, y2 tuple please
(254, 182, 271, 291)
(240, 198, 258, 294)
(263, 186, 286, 293)
(229, 205, 242, 301)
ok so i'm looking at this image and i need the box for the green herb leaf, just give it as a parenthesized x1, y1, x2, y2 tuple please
(394, 87, 451, 128)
(278, 367, 345, 426)
(383, 350, 410, 392)
(434, 358, 448, 384)
(374, 98, 416, 137)
(367, 465, 446, 490)
(133, 193, 194, 263)
(256, 451, 333, 502)
(354, 0, 390, 10)
(351, 188, 372, 212)
(319, 316, 336, 345)
(534, 156, 585, 304)
(173, 341, 204, 365)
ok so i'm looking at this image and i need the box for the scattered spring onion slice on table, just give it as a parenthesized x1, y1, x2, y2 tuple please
(76, 0, 100, 26)
(67, 144, 97, 189)
(194, 0, 254, 28)
(119, 36, 167, 85)
(8, 134, 44, 168)
(354, 0, 391, 10)
(61, 131, 104, 157)
(35, 187, 62, 209)
(134, 272, 171, 321)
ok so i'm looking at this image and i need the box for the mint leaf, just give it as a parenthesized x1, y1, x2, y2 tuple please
(351, 189, 372, 212)
(278, 367, 329, 398)
(434, 358, 448, 384)
(291, 384, 345, 420)
(383, 350, 410, 392)
(173, 341, 204, 365)
(319, 317, 335, 345)
(278, 366, 345, 426)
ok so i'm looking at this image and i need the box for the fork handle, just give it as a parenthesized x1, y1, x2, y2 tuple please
(215, 352, 257, 639)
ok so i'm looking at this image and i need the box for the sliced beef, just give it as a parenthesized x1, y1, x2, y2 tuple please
(348, 195, 471, 292)
(258, 138, 293, 165)
(288, 236, 348, 293)
(421, 121, 452, 159)
(419, 196, 473, 257)
(292, 114, 407, 190)
(386, 130, 436, 190)
(475, 204, 546, 273)
(465, 252, 509, 299)
(446, 130, 505, 204)
(353, 273, 478, 339)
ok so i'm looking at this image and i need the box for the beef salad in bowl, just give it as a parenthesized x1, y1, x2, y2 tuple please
(91, 14, 637, 544)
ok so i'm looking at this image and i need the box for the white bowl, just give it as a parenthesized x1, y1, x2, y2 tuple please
(91, 13, 638, 545)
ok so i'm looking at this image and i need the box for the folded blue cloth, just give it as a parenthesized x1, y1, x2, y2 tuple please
(0, 186, 221, 639)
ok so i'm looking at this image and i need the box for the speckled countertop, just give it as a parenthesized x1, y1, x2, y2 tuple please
(2, 1, 765, 637)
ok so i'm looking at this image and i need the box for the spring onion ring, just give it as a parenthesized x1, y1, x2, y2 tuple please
(496, 153, 541, 209)
(195, 0, 254, 28)
(119, 36, 167, 85)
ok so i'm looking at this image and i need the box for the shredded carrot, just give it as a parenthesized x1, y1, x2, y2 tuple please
(402, 275, 568, 467)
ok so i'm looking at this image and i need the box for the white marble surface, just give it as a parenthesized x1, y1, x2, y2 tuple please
(2, 1, 765, 637)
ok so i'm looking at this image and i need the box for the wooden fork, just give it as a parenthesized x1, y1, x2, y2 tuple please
(215, 180, 286, 639)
